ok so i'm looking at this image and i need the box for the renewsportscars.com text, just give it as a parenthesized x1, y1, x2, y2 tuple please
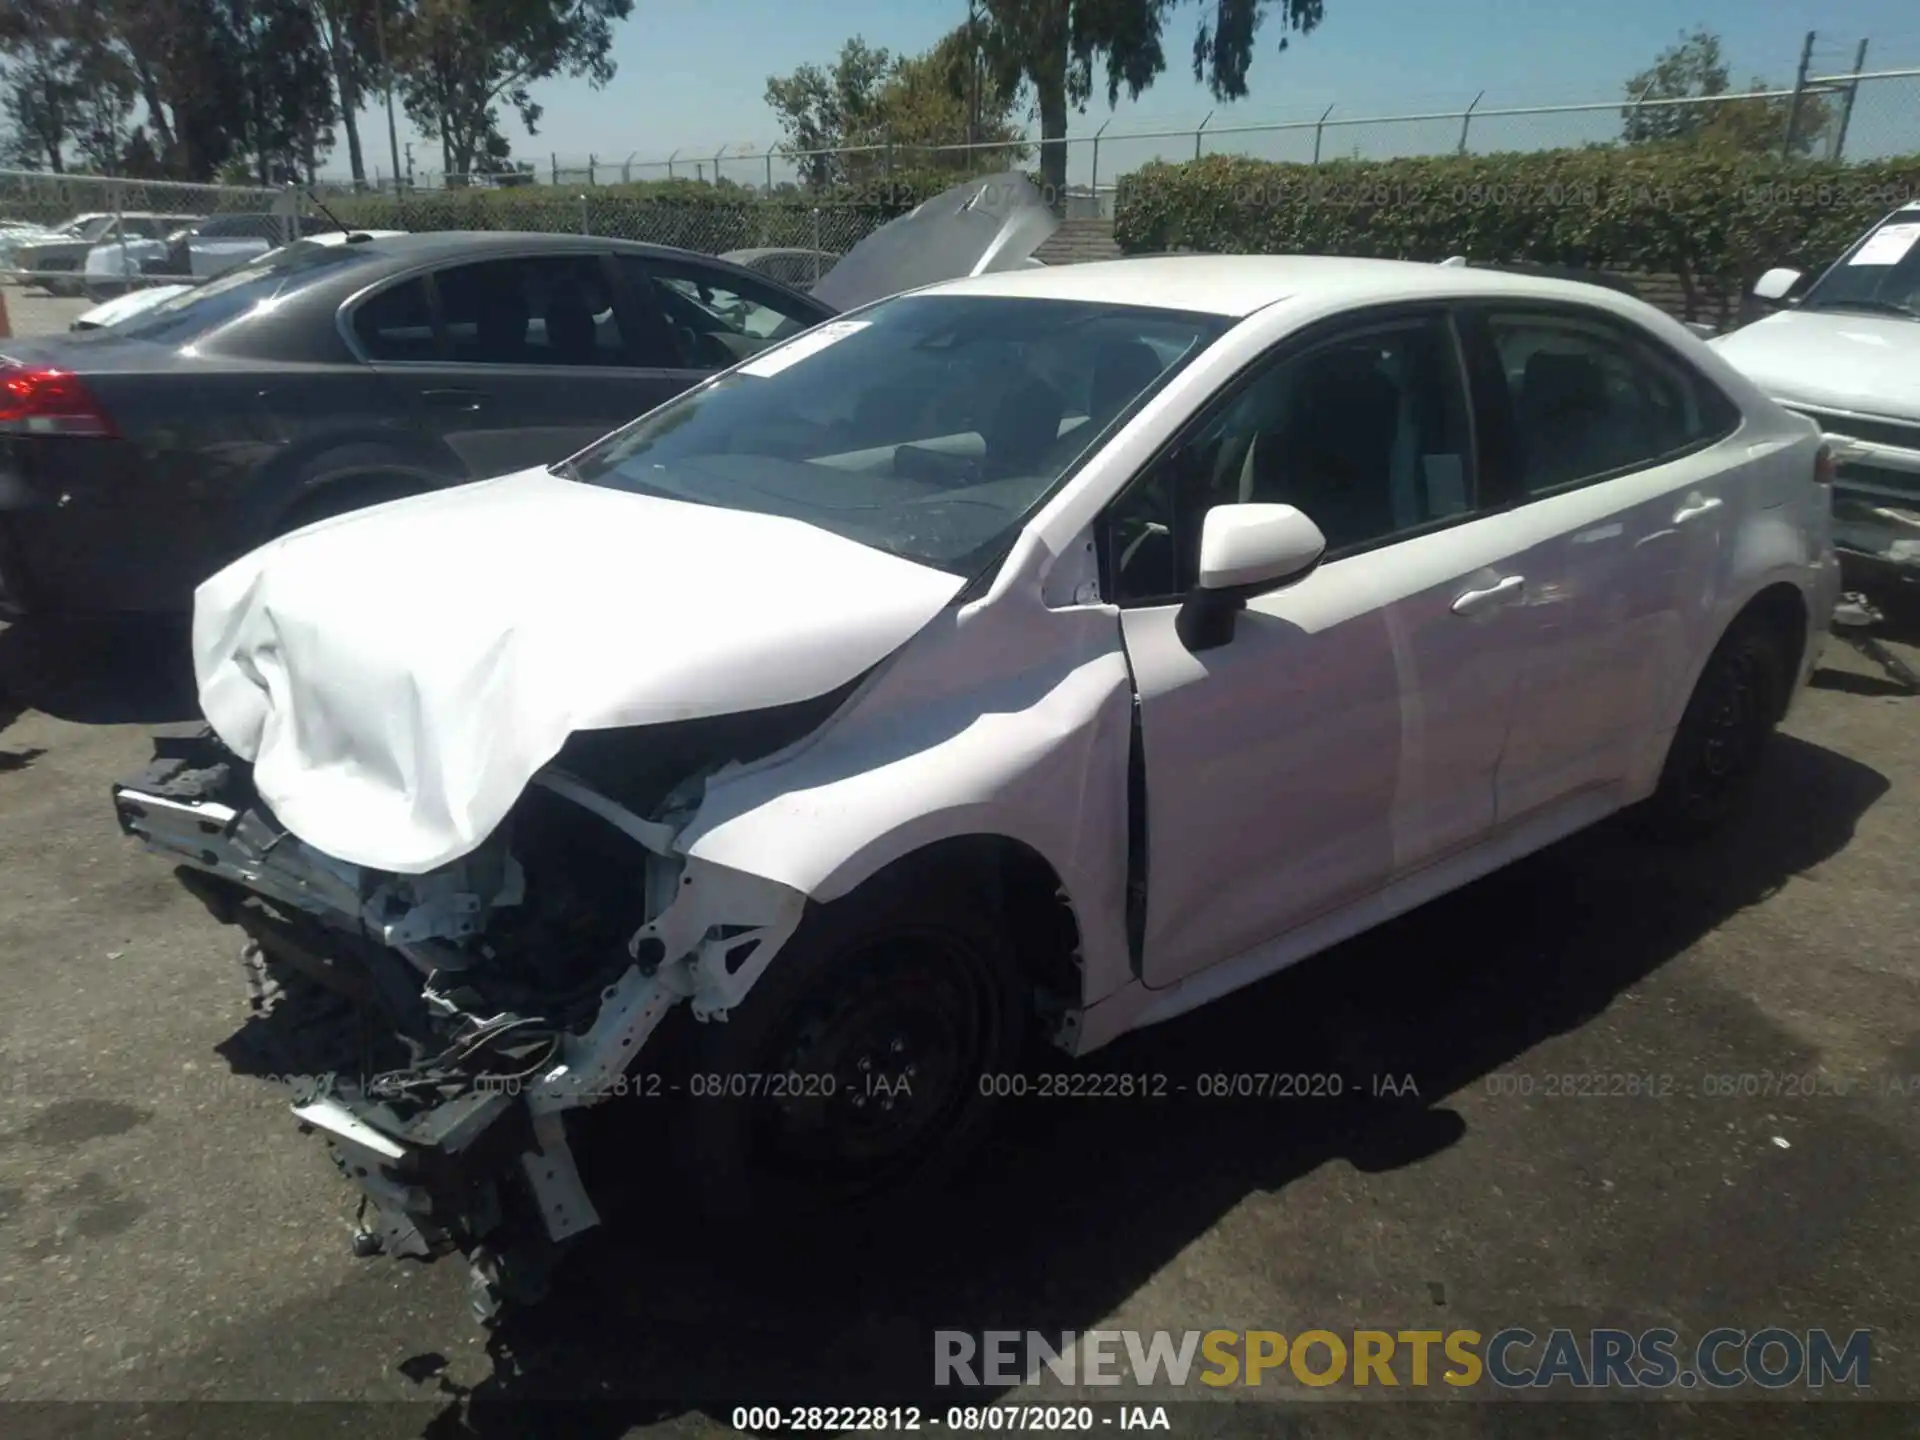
(935, 1327, 1871, 1391)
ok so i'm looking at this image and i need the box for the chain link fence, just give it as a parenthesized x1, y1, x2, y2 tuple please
(0, 171, 298, 295)
(3, 68, 1911, 298)
(391, 67, 1920, 217)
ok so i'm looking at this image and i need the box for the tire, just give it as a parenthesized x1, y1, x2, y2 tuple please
(1641, 618, 1787, 841)
(672, 872, 1027, 1228)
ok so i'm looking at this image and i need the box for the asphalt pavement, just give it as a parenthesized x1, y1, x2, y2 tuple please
(0, 606, 1915, 1438)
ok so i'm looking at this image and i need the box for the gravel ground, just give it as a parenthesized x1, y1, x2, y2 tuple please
(1, 284, 92, 337)
(0, 604, 1915, 1439)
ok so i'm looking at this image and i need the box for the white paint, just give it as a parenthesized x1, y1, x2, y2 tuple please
(184, 254, 1839, 1064)
(192, 467, 963, 874)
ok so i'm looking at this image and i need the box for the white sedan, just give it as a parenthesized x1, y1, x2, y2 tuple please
(113, 254, 1840, 1313)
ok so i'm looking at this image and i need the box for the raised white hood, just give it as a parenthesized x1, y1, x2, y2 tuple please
(1711, 308, 1920, 421)
(193, 468, 965, 874)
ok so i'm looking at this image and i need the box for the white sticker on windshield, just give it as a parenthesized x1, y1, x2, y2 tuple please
(737, 319, 872, 378)
(1847, 222, 1920, 266)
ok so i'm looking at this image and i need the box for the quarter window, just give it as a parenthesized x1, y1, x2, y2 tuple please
(352, 277, 437, 361)
(1483, 313, 1735, 494)
(1106, 314, 1475, 604)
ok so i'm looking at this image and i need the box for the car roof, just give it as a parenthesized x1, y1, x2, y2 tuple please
(341, 230, 750, 264)
(919, 254, 1668, 318)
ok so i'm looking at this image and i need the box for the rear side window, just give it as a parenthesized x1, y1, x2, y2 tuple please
(1480, 311, 1738, 494)
(430, 254, 635, 367)
(352, 277, 438, 361)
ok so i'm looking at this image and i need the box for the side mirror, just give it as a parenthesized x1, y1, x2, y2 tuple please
(1176, 503, 1327, 653)
(1752, 267, 1803, 303)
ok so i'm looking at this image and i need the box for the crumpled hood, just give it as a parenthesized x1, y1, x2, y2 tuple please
(194, 468, 965, 874)
(1712, 309, 1920, 421)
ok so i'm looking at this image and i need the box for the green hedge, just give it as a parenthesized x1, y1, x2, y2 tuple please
(317, 166, 1006, 244)
(1114, 150, 1920, 305)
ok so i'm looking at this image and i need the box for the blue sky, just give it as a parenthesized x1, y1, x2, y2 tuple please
(342, 0, 1920, 182)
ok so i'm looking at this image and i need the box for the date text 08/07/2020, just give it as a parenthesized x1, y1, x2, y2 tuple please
(728, 1407, 1165, 1433)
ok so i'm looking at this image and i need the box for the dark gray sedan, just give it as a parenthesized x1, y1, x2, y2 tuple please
(0, 232, 835, 615)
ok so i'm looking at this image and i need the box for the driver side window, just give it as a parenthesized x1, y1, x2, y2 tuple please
(1104, 313, 1474, 605)
(617, 255, 819, 372)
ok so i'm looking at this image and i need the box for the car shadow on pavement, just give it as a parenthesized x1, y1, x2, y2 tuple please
(385, 731, 1889, 1438)
(0, 617, 199, 726)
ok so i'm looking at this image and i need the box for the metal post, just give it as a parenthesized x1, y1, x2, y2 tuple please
(1089, 118, 1110, 202)
(622, 151, 636, 184)
(551, 153, 560, 185)
(714, 145, 727, 187)
(1456, 91, 1484, 154)
(1831, 38, 1869, 161)
(588, 154, 597, 185)
(1311, 103, 1335, 164)
(1782, 30, 1816, 159)
(667, 148, 680, 180)
(811, 208, 821, 283)
(1195, 110, 1214, 160)
(1627, 81, 1653, 141)
(766, 152, 774, 191)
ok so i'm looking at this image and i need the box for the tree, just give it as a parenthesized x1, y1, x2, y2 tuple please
(972, 0, 1325, 199)
(309, 0, 380, 186)
(1621, 28, 1833, 157)
(765, 27, 1026, 189)
(0, 0, 134, 172)
(391, 0, 634, 181)
(764, 36, 896, 188)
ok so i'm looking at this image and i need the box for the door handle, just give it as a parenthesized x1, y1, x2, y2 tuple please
(423, 388, 487, 412)
(1673, 493, 1723, 524)
(1451, 574, 1526, 616)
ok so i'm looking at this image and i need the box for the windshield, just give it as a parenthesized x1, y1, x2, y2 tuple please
(1801, 213, 1920, 318)
(61, 215, 114, 241)
(565, 293, 1230, 574)
(108, 240, 378, 344)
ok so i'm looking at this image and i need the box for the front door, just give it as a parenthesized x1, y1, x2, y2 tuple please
(1106, 310, 1530, 988)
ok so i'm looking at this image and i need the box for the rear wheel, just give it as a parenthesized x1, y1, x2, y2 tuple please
(673, 874, 1026, 1226)
(1642, 618, 1787, 840)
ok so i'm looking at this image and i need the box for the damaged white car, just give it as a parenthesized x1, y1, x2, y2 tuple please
(113, 253, 1839, 1320)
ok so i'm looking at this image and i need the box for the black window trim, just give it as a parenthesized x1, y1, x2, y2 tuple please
(1098, 300, 1486, 610)
(1460, 298, 1746, 508)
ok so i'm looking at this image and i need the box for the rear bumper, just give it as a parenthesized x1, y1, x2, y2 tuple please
(0, 440, 226, 615)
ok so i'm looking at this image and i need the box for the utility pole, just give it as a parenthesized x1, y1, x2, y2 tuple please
(1781, 30, 1816, 160)
(376, 0, 404, 193)
(1831, 38, 1869, 162)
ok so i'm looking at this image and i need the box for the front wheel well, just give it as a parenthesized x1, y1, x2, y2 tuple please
(1733, 582, 1810, 721)
(842, 835, 1084, 1018)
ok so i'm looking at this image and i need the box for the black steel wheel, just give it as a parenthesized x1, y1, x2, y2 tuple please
(1644, 619, 1786, 840)
(673, 873, 1025, 1224)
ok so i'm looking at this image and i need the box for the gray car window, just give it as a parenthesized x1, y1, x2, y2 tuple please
(432, 255, 631, 367)
(1484, 313, 1728, 494)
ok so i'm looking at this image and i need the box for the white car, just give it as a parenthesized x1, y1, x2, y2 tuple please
(68, 229, 410, 331)
(1711, 203, 1920, 579)
(112, 254, 1839, 1315)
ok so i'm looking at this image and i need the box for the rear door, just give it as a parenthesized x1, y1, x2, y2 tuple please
(1458, 305, 1746, 822)
(347, 251, 688, 479)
